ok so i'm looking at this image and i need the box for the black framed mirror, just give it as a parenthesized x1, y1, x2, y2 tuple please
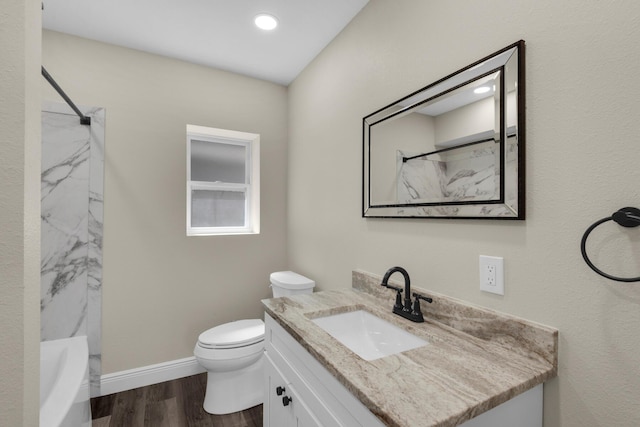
(362, 41, 525, 219)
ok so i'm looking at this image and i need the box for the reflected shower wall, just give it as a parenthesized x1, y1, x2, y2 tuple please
(41, 101, 105, 396)
(397, 144, 498, 205)
(396, 135, 518, 217)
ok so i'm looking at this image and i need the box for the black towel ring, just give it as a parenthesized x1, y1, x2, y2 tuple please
(580, 207, 640, 282)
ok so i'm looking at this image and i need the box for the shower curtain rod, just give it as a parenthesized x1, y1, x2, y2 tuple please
(41, 66, 91, 126)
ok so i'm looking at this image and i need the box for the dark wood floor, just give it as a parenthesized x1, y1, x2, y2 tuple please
(91, 373, 263, 427)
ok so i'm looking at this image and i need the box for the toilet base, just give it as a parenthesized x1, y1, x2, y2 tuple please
(202, 355, 264, 415)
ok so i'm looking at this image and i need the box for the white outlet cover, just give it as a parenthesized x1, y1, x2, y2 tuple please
(479, 255, 504, 295)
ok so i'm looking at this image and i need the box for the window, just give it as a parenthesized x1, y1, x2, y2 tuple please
(187, 125, 260, 235)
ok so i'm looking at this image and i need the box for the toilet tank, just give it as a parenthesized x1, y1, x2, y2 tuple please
(270, 271, 315, 298)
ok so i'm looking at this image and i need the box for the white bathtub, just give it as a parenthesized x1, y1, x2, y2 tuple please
(40, 336, 91, 427)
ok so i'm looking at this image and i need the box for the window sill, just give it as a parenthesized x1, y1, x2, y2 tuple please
(187, 227, 260, 237)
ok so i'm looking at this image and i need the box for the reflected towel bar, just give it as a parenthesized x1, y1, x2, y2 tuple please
(402, 129, 516, 163)
(402, 136, 497, 163)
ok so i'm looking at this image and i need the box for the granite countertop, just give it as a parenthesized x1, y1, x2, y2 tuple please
(262, 270, 558, 427)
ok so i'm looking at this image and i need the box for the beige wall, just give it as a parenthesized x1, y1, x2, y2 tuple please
(42, 31, 289, 373)
(288, 1, 640, 426)
(0, 0, 41, 425)
(370, 112, 434, 202)
(434, 97, 495, 144)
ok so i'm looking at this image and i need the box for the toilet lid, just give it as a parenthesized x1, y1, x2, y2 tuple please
(198, 319, 265, 349)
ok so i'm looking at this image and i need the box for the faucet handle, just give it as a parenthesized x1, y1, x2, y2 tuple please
(393, 290, 403, 311)
(411, 293, 433, 317)
(381, 283, 404, 310)
(413, 293, 433, 304)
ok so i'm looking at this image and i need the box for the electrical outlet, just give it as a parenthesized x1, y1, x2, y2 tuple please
(486, 263, 496, 286)
(479, 255, 504, 295)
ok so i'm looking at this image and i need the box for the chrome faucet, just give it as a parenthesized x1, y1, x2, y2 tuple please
(380, 266, 432, 323)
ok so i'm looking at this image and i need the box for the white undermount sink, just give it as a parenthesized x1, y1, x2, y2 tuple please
(311, 310, 428, 361)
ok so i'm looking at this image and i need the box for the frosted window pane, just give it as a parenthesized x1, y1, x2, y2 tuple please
(191, 139, 246, 183)
(191, 190, 245, 227)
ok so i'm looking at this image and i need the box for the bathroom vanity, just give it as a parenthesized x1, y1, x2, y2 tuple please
(262, 271, 557, 427)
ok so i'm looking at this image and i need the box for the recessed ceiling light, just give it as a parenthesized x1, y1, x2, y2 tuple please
(254, 13, 278, 31)
(474, 86, 491, 95)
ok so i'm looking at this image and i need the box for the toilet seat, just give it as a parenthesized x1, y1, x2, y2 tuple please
(197, 319, 264, 349)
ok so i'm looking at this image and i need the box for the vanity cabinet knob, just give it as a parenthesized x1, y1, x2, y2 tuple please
(276, 386, 286, 396)
(282, 395, 293, 406)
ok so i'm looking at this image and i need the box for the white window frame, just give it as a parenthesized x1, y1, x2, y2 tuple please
(186, 124, 260, 236)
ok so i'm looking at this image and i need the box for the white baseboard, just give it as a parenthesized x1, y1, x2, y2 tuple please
(99, 356, 205, 396)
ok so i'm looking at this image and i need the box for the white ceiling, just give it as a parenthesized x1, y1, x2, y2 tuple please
(42, 0, 369, 86)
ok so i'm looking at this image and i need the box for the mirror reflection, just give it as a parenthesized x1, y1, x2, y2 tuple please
(363, 41, 524, 219)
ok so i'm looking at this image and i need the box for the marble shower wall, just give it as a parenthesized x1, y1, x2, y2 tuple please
(41, 102, 104, 396)
(397, 146, 498, 204)
(396, 136, 518, 217)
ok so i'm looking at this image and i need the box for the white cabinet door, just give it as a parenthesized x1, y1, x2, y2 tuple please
(460, 384, 542, 427)
(264, 354, 296, 427)
(265, 353, 325, 427)
(290, 383, 323, 427)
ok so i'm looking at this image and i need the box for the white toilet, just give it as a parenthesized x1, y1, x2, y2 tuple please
(194, 271, 315, 415)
